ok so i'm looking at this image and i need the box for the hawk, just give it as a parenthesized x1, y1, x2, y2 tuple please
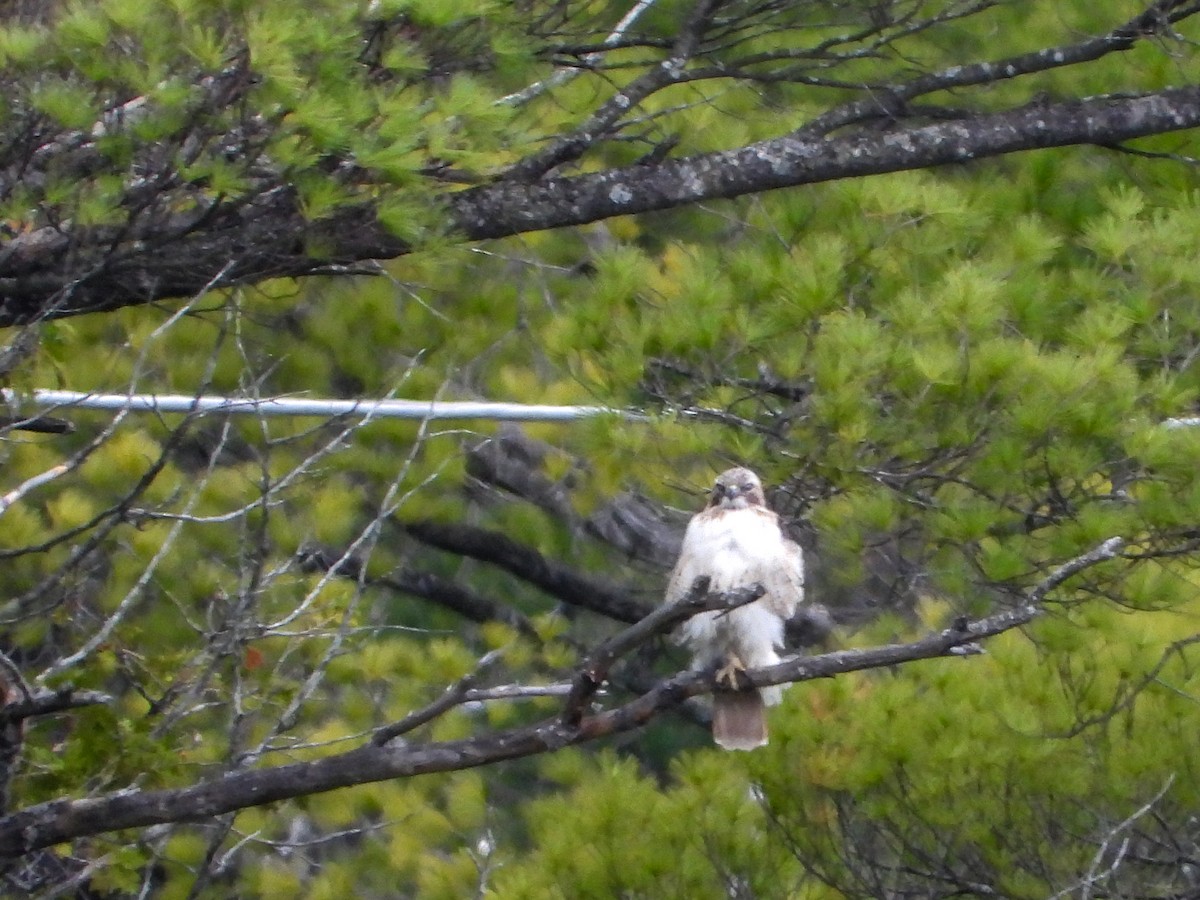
(666, 467, 804, 750)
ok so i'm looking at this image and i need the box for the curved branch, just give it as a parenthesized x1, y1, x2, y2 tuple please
(393, 518, 653, 624)
(0, 535, 1125, 857)
(0, 605, 1028, 857)
(3, 87, 1200, 325)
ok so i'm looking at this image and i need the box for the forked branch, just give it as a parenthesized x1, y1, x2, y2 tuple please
(0, 536, 1126, 857)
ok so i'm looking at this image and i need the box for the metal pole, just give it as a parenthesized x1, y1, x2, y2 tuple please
(2, 389, 640, 423)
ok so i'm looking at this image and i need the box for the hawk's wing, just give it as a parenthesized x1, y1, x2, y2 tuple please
(664, 512, 714, 612)
(759, 526, 804, 622)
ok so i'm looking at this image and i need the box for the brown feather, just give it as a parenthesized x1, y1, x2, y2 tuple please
(712, 690, 767, 751)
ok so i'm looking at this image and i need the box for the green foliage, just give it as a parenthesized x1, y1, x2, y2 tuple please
(9, 137, 1200, 890)
(3, 0, 1200, 896)
(495, 598, 1200, 897)
(0, 0, 540, 246)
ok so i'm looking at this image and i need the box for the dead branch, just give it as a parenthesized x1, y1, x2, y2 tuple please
(0, 534, 1125, 857)
(560, 576, 764, 726)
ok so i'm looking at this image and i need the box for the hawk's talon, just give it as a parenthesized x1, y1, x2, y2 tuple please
(715, 655, 746, 689)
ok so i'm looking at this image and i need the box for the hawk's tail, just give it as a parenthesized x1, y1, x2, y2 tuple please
(712, 690, 767, 751)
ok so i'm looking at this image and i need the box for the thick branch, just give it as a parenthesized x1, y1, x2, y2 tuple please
(452, 89, 1200, 240)
(0, 533, 1126, 858)
(560, 577, 765, 726)
(0, 597, 1038, 857)
(3, 88, 1199, 324)
(393, 518, 652, 624)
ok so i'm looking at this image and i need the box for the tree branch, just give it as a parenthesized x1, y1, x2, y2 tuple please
(4, 88, 1200, 325)
(506, 0, 726, 180)
(0, 605, 1026, 857)
(451, 89, 1200, 241)
(297, 545, 540, 638)
(794, 0, 1200, 137)
(0, 537, 1124, 857)
(0, 689, 112, 725)
(560, 576, 765, 727)
(1030, 536, 1125, 602)
(393, 518, 652, 624)
(372, 650, 504, 746)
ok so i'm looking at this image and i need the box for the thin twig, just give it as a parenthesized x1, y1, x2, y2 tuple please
(0, 689, 112, 724)
(372, 650, 505, 746)
(497, 0, 663, 107)
(1054, 774, 1177, 900)
(1030, 536, 1125, 603)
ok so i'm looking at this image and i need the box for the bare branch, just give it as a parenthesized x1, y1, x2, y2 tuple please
(372, 650, 504, 746)
(1049, 775, 1178, 900)
(796, 0, 1200, 137)
(506, 0, 727, 180)
(497, 0, 663, 107)
(1030, 536, 1125, 603)
(561, 576, 764, 726)
(0, 536, 1127, 857)
(466, 683, 572, 703)
(0, 689, 112, 725)
(393, 518, 653, 624)
(0, 622, 982, 856)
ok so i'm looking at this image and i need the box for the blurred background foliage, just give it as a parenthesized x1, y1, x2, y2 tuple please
(2, 0, 1200, 896)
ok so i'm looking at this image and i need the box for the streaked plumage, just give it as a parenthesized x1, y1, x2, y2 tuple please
(666, 467, 804, 750)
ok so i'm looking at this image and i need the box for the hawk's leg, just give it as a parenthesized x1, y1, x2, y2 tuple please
(715, 653, 747, 689)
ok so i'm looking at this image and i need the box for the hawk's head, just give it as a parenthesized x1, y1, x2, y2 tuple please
(708, 467, 766, 510)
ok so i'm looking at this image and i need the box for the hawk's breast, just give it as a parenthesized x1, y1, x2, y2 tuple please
(685, 508, 791, 591)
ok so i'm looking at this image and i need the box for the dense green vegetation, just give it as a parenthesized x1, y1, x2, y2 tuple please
(2, 0, 1200, 896)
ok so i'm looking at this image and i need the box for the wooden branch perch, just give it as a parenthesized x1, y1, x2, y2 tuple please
(0, 537, 1126, 857)
(560, 576, 765, 727)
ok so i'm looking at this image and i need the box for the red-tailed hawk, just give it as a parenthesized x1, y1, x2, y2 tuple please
(666, 467, 804, 750)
